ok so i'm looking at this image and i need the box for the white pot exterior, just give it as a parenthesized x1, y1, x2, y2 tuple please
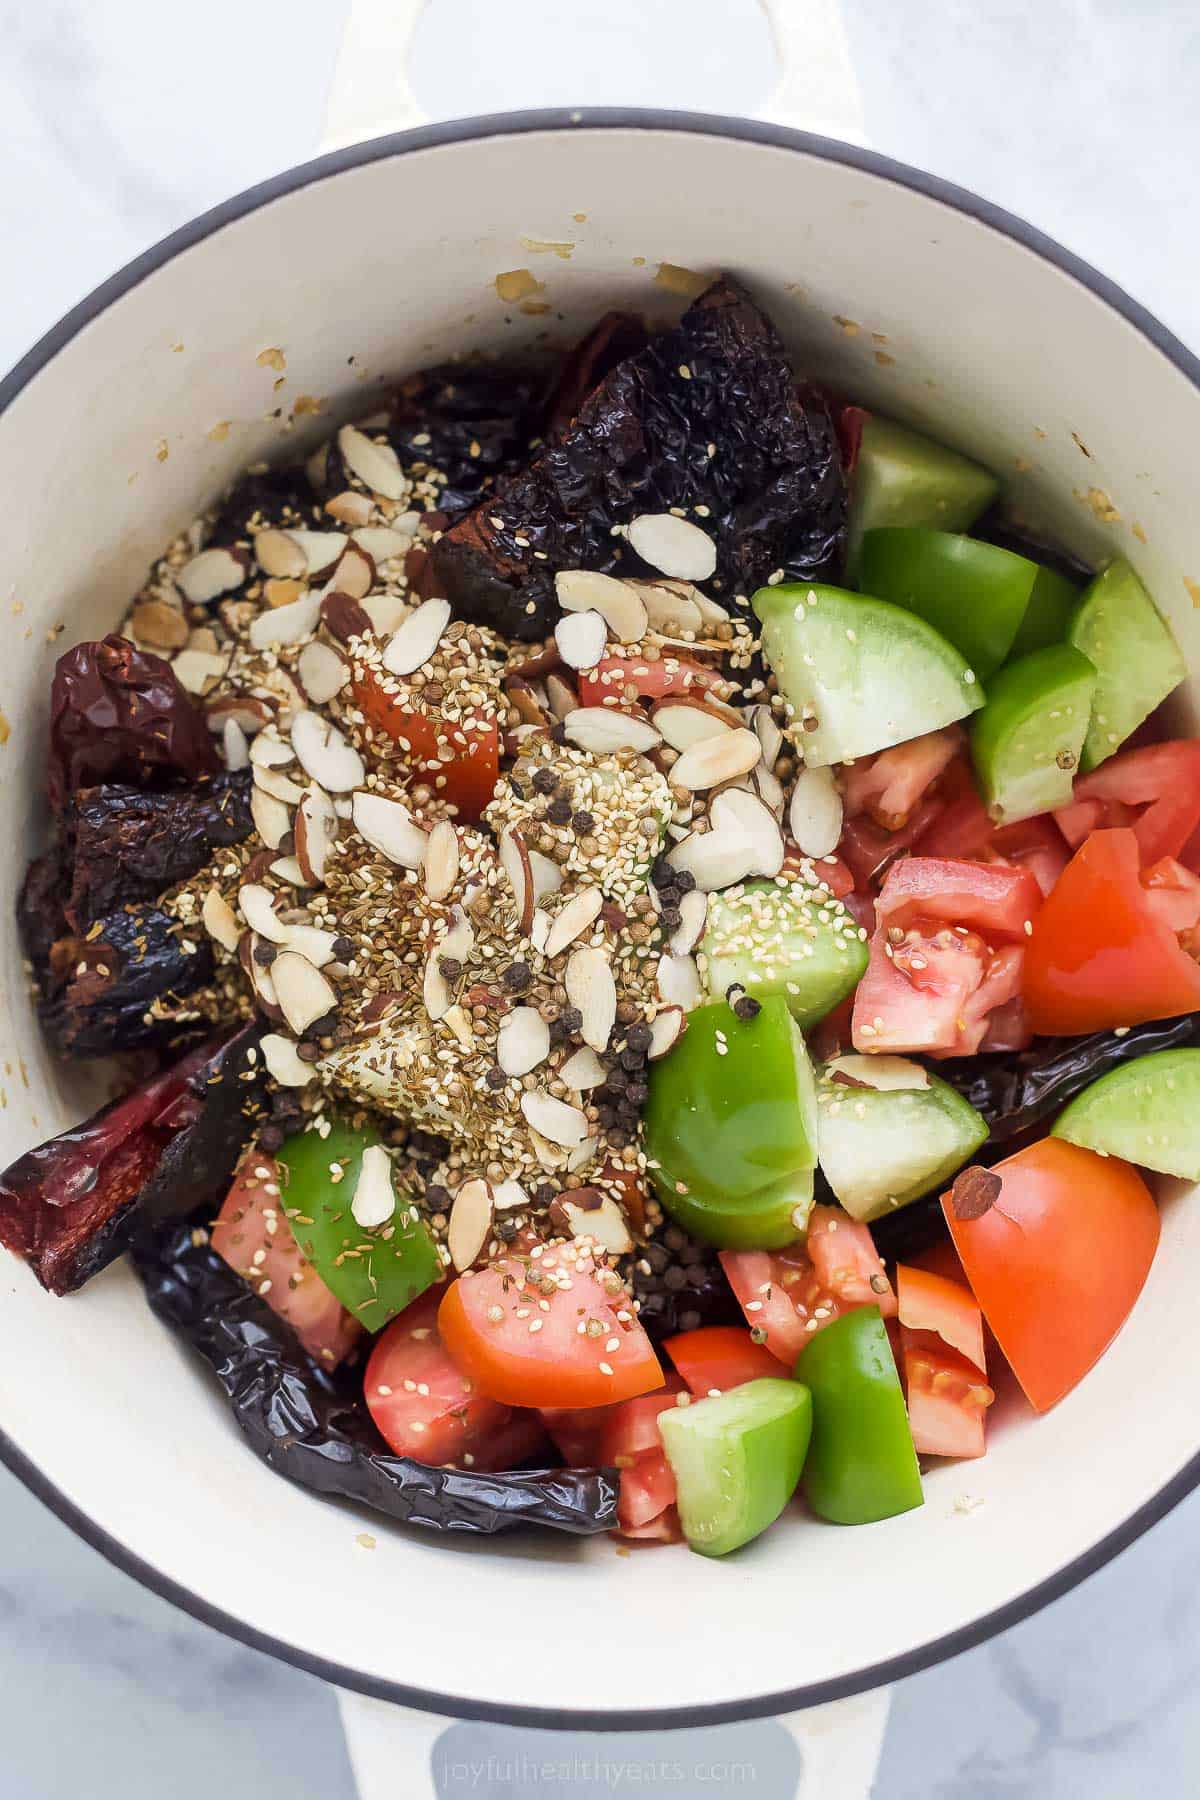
(1, 113, 1198, 1726)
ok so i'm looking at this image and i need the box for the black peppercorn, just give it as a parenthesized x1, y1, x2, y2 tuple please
(257, 1123, 284, 1153)
(674, 869, 697, 895)
(546, 797, 572, 826)
(559, 1005, 583, 1034)
(732, 994, 762, 1021)
(439, 956, 463, 981)
(253, 941, 278, 966)
(571, 810, 594, 835)
(625, 1023, 652, 1053)
(532, 766, 558, 794)
(533, 1183, 557, 1209)
(659, 906, 682, 930)
(502, 961, 532, 993)
(485, 1065, 506, 1090)
(331, 936, 355, 961)
(425, 1184, 451, 1211)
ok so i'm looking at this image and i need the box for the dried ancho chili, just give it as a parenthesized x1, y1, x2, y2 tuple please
(434, 276, 846, 639)
(133, 1218, 619, 1537)
(66, 772, 253, 926)
(35, 902, 216, 1059)
(0, 1024, 264, 1295)
(47, 634, 218, 810)
(386, 363, 542, 517)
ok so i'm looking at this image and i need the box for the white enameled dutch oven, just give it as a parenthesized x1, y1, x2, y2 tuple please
(3, 3, 1200, 1794)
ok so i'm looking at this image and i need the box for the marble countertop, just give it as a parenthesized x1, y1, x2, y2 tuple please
(4, 1, 1200, 1794)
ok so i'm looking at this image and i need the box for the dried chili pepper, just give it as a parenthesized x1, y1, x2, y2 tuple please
(541, 311, 649, 432)
(434, 275, 845, 640)
(37, 902, 217, 1058)
(133, 1217, 619, 1536)
(66, 772, 253, 926)
(47, 635, 218, 810)
(386, 362, 541, 517)
(0, 1024, 264, 1295)
(208, 464, 321, 547)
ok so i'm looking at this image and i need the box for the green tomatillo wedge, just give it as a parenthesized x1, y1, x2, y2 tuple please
(1068, 560, 1186, 771)
(277, 1118, 440, 1331)
(659, 1377, 813, 1557)
(1052, 1048, 1200, 1180)
(843, 411, 998, 582)
(1005, 562, 1082, 659)
(816, 1055, 988, 1222)
(969, 644, 1097, 824)
(794, 1306, 924, 1525)
(701, 876, 869, 1029)
(753, 582, 984, 769)
(644, 996, 818, 1249)
(858, 527, 1074, 681)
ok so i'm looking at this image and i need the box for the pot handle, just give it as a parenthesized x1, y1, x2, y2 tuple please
(320, 0, 868, 152)
(337, 1685, 891, 1799)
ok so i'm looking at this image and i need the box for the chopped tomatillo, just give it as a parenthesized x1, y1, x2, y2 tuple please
(970, 643, 1097, 824)
(658, 1377, 812, 1556)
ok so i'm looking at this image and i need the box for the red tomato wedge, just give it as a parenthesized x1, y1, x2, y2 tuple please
(875, 856, 1042, 943)
(350, 669, 500, 823)
(365, 1290, 548, 1469)
(663, 1325, 786, 1395)
(437, 1251, 663, 1408)
(212, 1154, 361, 1368)
(542, 1382, 684, 1538)
(1141, 857, 1200, 934)
(841, 727, 963, 828)
(720, 1207, 896, 1368)
(942, 1139, 1160, 1412)
(853, 921, 989, 1056)
(838, 797, 944, 889)
(897, 1264, 986, 1372)
(577, 652, 723, 708)
(1024, 828, 1200, 1034)
(1054, 741, 1200, 868)
(901, 1332, 994, 1459)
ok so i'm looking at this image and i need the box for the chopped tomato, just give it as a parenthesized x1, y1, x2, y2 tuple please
(1141, 857, 1200, 934)
(365, 1290, 547, 1469)
(896, 1264, 986, 1371)
(942, 1139, 1159, 1412)
(901, 1333, 993, 1459)
(1024, 828, 1200, 1034)
(577, 652, 723, 707)
(542, 1381, 684, 1538)
(841, 727, 963, 828)
(875, 856, 1041, 943)
(437, 1252, 663, 1408)
(1054, 741, 1200, 867)
(853, 919, 988, 1055)
(720, 1206, 895, 1368)
(838, 796, 944, 889)
(619, 1506, 684, 1543)
(212, 1154, 361, 1368)
(913, 764, 1069, 897)
(664, 1325, 786, 1395)
(960, 944, 1028, 1056)
(988, 817, 1071, 900)
(807, 852, 857, 900)
(350, 669, 499, 822)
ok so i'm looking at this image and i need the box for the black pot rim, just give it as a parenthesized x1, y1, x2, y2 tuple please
(3, 106, 1199, 1735)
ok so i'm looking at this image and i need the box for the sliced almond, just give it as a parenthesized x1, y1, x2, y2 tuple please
(529, 851, 563, 904)
(239, 933, 284, 1022)
(330, 543, 375, 601)
(295, 785, 338, 884)
(448, 1178, 494, 1271)
(493, 1178, 531, 1213)
(669, 888, 708, 955)
(382, 597, 451, 677)
(279, 923, 339, 968)
(131, 598, 189, 649)
(628, 513, 716, 581)
(170, 647, 230, 694)
(498, 827, 535, 934)
(202, 886, 240, 953)
(565, 1134, 600, 1175)
(297, 639, 350, 705)
(249, 730, 297, 769)
(752, 703, 784, 769)
(270, 855, 308, 886)
(176, 546, 247, 605)
(206, 693, 273, 737)
(648, 1006, 686, 1059)
(711, 787, 786, 878)
(253, 763, 305, 805)
(264, 577, 310, 610)
(286, 529, 347, 578)
(825, 1053, 930, 1092)
(254, 529, 310, 579)
(222, 717, 249, 771)
(671, 727, 761, 793)
(497, 1006, 551, 1077)
(556, 569, 647, 643)
(238, 882, 290, 943)
(249, 590, 321, 650)
(565, 946, 617, 1053)
(351, 1143, 397, 1229)
(423, 948, 452, 1021)
(361, 593, 409, 638)
(751, 761, 786, 819)
(558, 1045, 606, 1091)
(291, 710, 365, 792)
(338, 424, 408, 500)
(441, 904, 476, 964)
(554, 609, 608, 671)
(789, 765, 844, 858)
(271, 950, 336, 1035)
(324, 489, 375, 527)
(352, 526, 410, 563)
(666, 824, 749, 892)
(563, 1193, 633, 1256)
(261, 1033, 315, 1088)
(545, 672, 579, 721)
(520, 1089, 590, 1148)
(423, 820, 459, 901)
(250, 785, 291, 851)
(562, 707, 661, 756)
(352, 791, 428, 866)
(632, 580, 705, 638)
(691, 590, 732, 630)
(543, 887, 604, 958)
(443, 1004, 476, 1052)
(657, 953, 703, 1010)
(530, 909, 551, 954)
(651, 694, 741, 752)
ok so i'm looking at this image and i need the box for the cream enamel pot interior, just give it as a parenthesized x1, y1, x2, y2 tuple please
(2, 112, 1199, 1729)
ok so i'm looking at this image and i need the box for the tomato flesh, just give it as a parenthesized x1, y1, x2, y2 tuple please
(577, 652, 723, 707)
(365, 1290, 547, 1469)
(351, 669, 500, 822)
(663, 1325, 786, 1395)
(901, 1330, 993, 1459)
(720, 1206, 895, 1367)
(542, 1381, 685, 1538)
(1024, 828, 1200, 1034)
(841, 726, 963, 828)
(212, 1154, 361, 1368)
(1054, 741, 1200, 867)
(437, 1251, 663, 1408)
(875, 856, 1041, 943)
(941, 1138, 1159, 1412)
(896, 1264, 986, 1372)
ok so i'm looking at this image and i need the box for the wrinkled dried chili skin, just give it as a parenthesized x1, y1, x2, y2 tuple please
(541, 311, 649, 433)
(66, 773, 253, 926)
(38, 902, 216, 1058)
(134, 1219, 620, 1536)
(0, 1026, 263, 1294)
(208, 464, 322, 546)
(434, 277, 846, 640)
(386, 363, 542, 517)
(47, 635, 218, 810)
